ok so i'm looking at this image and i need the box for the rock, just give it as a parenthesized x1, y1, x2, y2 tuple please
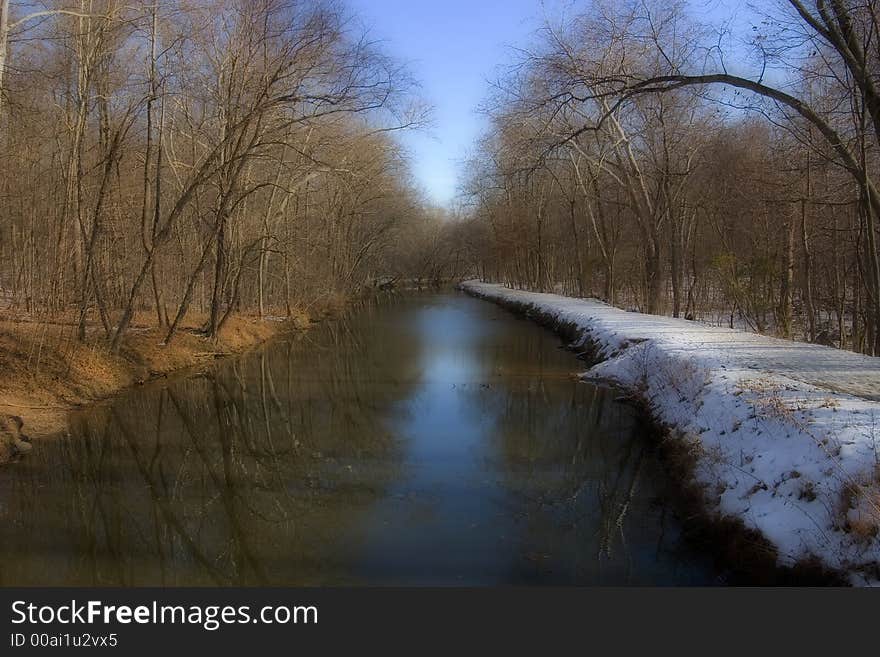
(813, 330, 837, 347)
(12, 438, 32, 455)
(0, 414, 24, 434)
(1, 414, 32, 459)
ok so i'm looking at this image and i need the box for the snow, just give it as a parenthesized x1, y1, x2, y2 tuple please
(461, 281, 880, 584)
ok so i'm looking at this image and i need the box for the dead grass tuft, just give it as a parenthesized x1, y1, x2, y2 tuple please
(840, 478, 880, 542)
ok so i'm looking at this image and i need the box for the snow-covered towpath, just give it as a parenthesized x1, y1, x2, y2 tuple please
(462, 281, 880, 584)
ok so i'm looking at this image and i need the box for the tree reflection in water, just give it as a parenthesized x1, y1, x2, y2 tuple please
(459, 308, 712, 584)
(0, 303, 414, 586)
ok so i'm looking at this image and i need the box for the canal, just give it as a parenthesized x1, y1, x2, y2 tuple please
(0, 292, 718, 585)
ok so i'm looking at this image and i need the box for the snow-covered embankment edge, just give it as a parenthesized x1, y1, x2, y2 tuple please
(461, 280, 880, 585)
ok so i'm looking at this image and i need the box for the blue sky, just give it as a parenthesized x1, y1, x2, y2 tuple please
(347, 0, 544, 207)
(347, 0, 744, 208)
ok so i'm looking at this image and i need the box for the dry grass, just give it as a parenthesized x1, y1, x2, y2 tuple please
(0, 306, 317, 464)
(840, 471, 880, 542)
(737, 376, 880, 551)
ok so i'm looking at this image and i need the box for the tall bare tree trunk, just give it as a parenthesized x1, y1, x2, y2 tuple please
(207, 211, 227, 340)
(0, 0, 9, 118)
(779, 208, 795, 339)
(567, 198, 586, 296)
(800, 201, 815, 342)
(143, 5, 167, 328)
(645, 237, 663, 315)
(670, 221, 683, 318)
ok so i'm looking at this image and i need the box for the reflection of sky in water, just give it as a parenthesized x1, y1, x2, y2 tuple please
(351, 302, 517, 584)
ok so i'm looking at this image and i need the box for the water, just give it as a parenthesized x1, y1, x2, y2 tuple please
(0, 293, 719, 585)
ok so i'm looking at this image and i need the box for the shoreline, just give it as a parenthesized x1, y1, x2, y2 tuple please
(0, 306, 331, 465)
(460, 280, 880, 586)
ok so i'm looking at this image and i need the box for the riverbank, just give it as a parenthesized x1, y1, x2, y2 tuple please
(461, 280, 880, 585)
(0, 307, 326, 464)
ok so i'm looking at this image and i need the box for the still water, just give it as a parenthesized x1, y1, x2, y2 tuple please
(0, 293, 718, 585)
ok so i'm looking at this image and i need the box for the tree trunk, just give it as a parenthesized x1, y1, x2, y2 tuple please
(0, 0, 9, 118)
(670, 221, 683, 318)
(207, 213, 227, 340)
(568, 198, 585, 296)
(644, 234, 663, 315)
(801, 196, 815, 342)
(778, 209, 795, 339)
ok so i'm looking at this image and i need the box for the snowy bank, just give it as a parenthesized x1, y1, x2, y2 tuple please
(461, 281, 880, 585)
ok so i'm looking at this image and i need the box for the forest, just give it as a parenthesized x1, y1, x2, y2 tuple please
(460, 0, 880, 355)
(2, 0, 880, 369)
(0, 0, 466, 353)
